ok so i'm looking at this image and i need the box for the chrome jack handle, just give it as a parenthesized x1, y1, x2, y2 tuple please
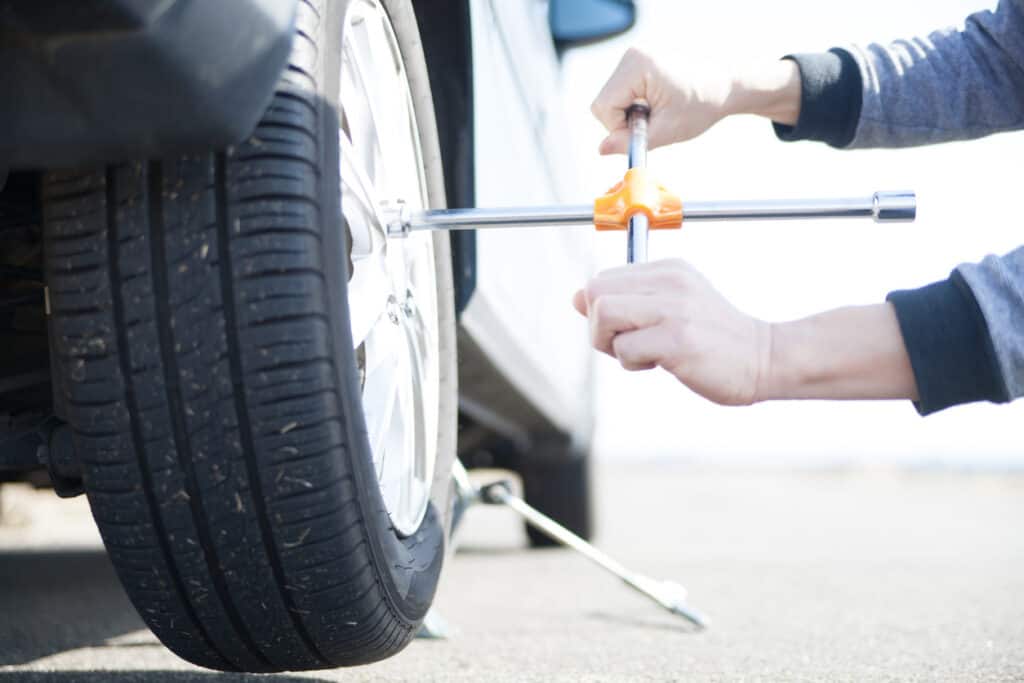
(453, 460, 709, 629)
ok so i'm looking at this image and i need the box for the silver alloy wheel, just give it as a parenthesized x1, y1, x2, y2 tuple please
(338, 0, 440, 537)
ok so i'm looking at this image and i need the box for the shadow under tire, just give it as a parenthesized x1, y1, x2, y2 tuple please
(41, 0, 456, 672)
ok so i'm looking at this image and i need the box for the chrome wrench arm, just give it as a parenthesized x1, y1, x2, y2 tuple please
(390, 191, 916, 235)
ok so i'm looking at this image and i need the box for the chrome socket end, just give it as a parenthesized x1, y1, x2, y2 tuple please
(873, 191, 916, 222)
(384, 200, 411, 238)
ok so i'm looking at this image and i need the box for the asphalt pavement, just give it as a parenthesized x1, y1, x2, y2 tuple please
(1, 462, 1022, 682)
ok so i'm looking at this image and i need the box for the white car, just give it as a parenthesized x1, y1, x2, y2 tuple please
(0, 0, 633, 671)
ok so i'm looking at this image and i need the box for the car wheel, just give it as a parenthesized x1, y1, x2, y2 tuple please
(42, 0, 455, 672)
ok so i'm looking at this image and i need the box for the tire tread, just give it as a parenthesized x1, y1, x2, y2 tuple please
(41, 0, 436, 671)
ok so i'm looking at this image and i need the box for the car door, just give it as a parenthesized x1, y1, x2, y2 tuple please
(462, 0, 596, 438)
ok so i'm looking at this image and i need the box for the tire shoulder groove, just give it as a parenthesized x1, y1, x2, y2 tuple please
(148, 160, 272, 670)
(105, 166, 237, 672)
(216, 151, 331, 666)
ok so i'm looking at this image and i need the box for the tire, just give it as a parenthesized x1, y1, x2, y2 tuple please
(521, 444, 593, 548)
(41, 0, 456, 672)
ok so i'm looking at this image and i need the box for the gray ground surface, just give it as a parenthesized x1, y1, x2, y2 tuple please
(1, 462, 1022, 682)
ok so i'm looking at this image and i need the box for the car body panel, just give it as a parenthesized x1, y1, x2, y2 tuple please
(461, 0, 596, 441)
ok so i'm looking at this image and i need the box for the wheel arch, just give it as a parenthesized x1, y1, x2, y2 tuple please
(412, 0, 477, 315)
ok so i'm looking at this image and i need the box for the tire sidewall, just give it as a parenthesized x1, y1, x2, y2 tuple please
(318, 0, 456, 623)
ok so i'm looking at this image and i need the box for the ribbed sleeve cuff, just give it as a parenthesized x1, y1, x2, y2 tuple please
(772, 48, 863, 149)
(887, 272, 1010, 416)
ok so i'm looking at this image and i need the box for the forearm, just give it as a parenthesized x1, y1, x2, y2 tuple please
(758, 303, 919, 401)
(724, 59, 802, 126)
(850, 0, 1024, 149)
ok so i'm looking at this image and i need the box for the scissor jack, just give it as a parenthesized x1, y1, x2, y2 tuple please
(447, 460, 710, 630)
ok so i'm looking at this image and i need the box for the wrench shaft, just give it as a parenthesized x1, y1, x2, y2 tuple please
(396, 191, 916, 235)
(626, 104, 650, 264)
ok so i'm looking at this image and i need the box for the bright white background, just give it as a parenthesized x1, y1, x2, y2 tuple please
(559, 0, 1024, 468)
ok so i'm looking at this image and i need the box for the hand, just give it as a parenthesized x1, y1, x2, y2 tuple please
(591, 49, 803, 155)
(591, 48, 732, 155)
(573, 261, 919, 405)
(573, 260, 772, 406)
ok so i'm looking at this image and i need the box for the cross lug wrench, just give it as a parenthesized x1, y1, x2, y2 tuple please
(385, 104, 917, 264)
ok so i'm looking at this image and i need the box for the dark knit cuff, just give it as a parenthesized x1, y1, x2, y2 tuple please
(772, 48, 863, 148)
(887, 272, 1009, 416)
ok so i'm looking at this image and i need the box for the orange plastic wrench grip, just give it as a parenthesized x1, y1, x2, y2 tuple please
(592, 168, 683, 231)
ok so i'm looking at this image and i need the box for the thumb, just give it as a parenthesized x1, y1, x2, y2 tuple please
(598, 128, 631, 156)
(572, 289, 588, 315)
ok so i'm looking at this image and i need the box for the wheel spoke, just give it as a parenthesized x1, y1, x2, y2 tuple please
(344, 17, 397, 179)
(362, 316, 404, 461)
(347, 254, 392, 350)
(401, 236, 436, 319)
(339, 133, 387, 260)
(400, 301, 437, 476)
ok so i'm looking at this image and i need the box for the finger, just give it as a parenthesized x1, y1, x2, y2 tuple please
(592, 258, 693, 283)
(600, 99, 662, 152)
(591, 48, 649, 131)
(612, 325, 676, 372)
(591, 75, 633, 132)
(598, 128, 631, 156)
(588, 294, 666, 356)
(584, 259, 695, 302)
(583, 271, 664, 317)
(572, 289, 587, 315)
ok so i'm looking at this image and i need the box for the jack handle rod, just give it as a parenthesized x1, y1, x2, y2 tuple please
(626, 102, 651, 264)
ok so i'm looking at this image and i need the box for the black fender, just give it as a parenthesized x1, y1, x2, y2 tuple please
(0, 0, 297, 168)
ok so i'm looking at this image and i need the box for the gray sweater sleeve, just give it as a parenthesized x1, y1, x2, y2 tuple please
(957, 248, 1024, 400)
(847, 0, 1024, 148)
(776, 0, 1024, 148)
(774, 0, 1024, 414)
(884, 247, 1024, 415)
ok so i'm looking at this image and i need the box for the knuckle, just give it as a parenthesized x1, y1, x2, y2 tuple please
(625, 46, 650, 65)
(590, 296, 616, 332)
(584, 284, 606, 311)
(662, 317, 688, 347)
(664, 269, 690, 290)
(611, 331, 627, 353)
(660, 260, 696, 288)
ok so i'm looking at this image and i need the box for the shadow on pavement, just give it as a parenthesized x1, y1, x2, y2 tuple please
(0, 674, 332, 682)
(587, 610, 703, 635)
(453, 544, 527, 556)
(0, 548, 144, 666)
